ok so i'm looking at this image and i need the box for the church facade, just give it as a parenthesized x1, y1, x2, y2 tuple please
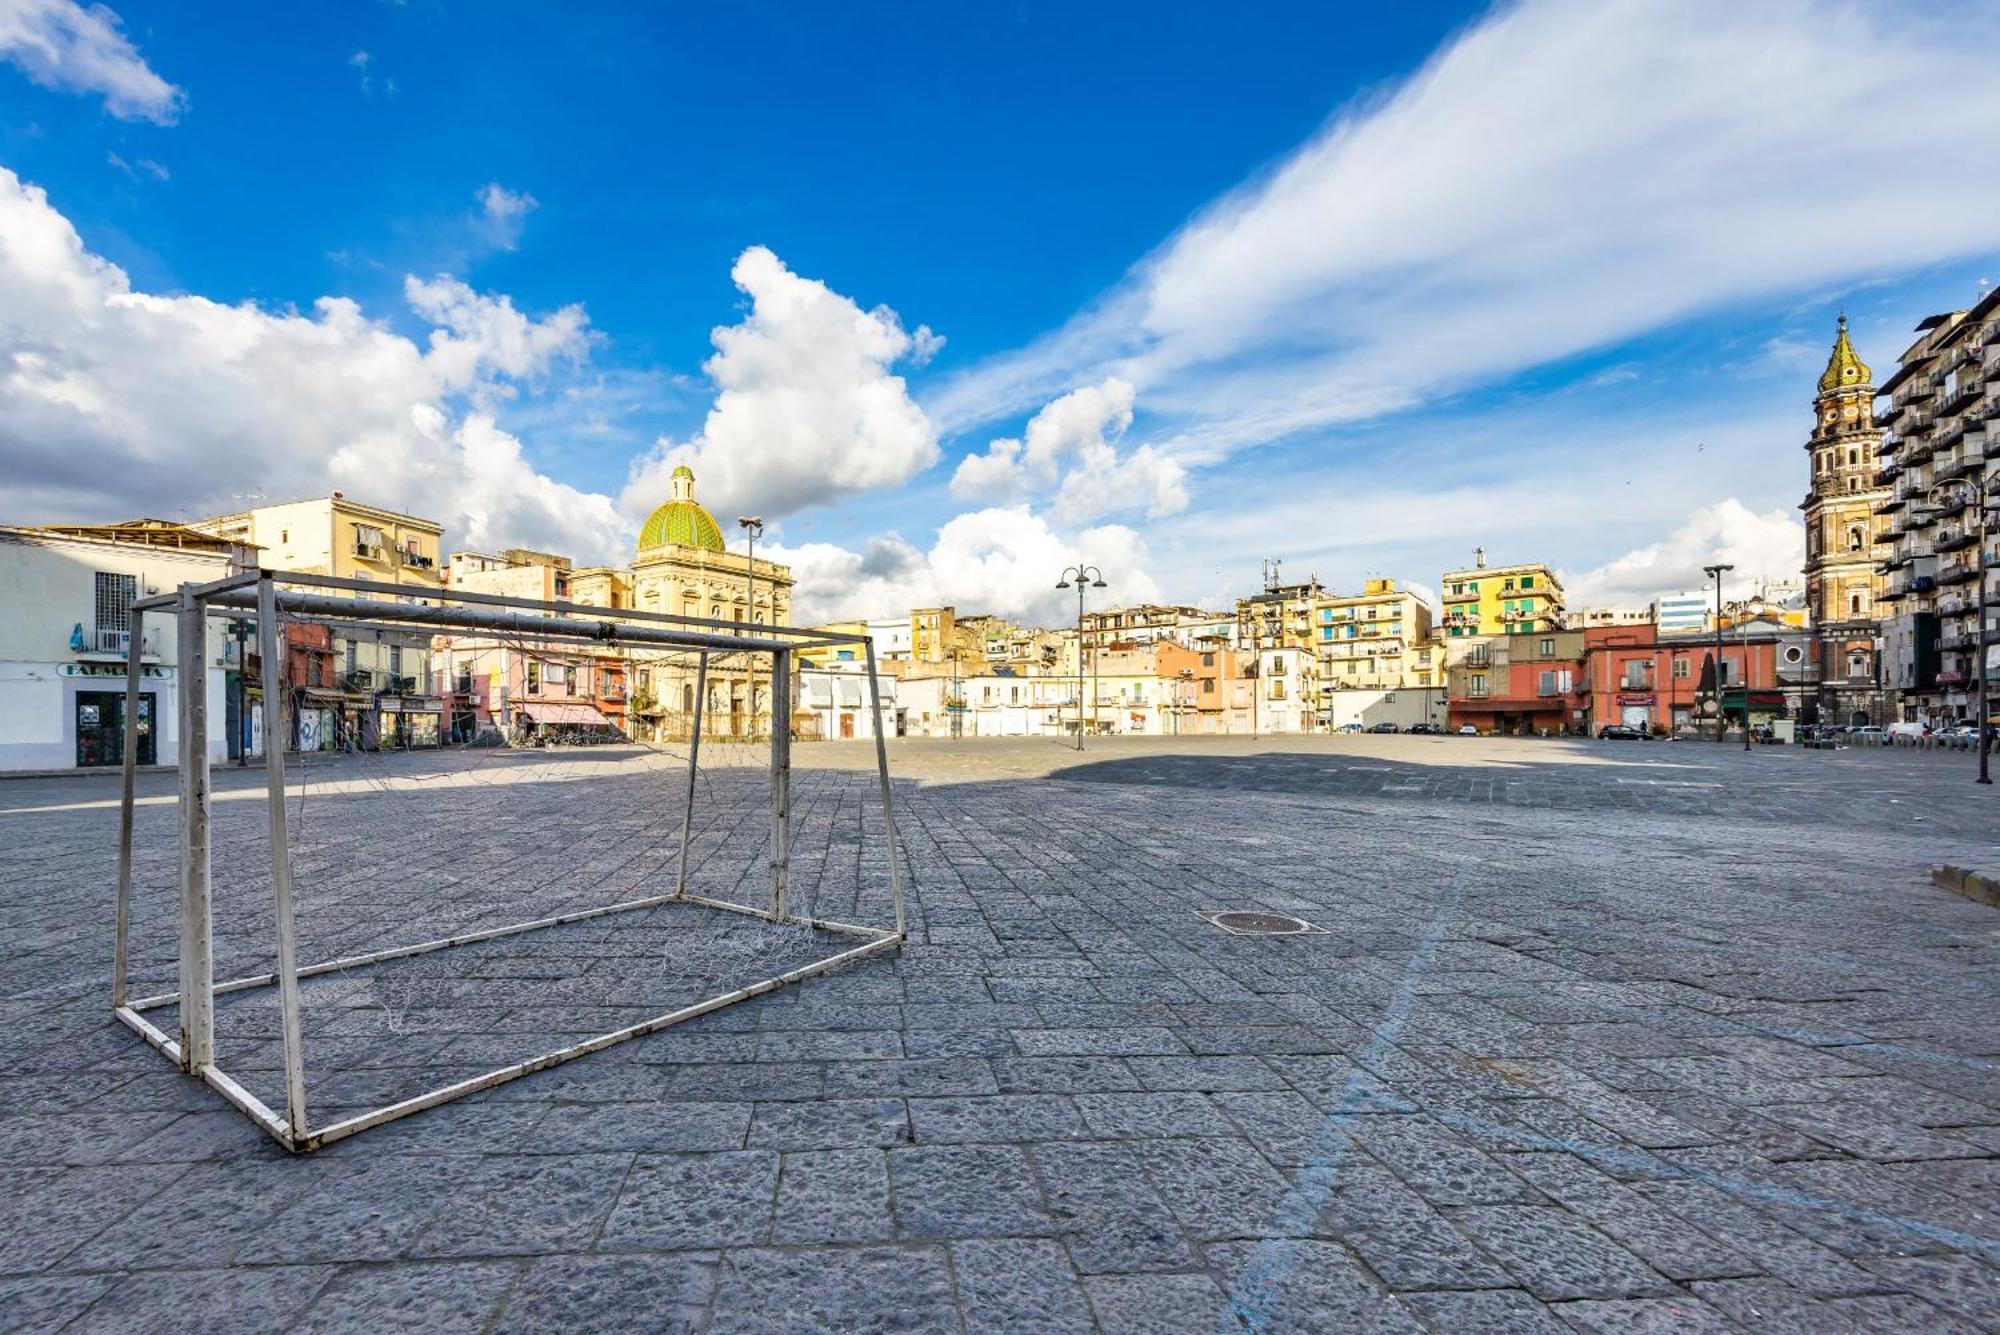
(1800, 316, 1891, 726)
(571, 465, 795, 740)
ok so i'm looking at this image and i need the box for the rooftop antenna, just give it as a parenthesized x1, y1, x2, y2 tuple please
(1261, 557, 1282, 593)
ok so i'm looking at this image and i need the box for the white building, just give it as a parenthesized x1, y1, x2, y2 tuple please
(0, 524, 247, 772)
(1654, 591, 1710, 636)
(1255, 645, 1317, 733)
(798, 666, 898, 740)
(866, 617, 913, 662)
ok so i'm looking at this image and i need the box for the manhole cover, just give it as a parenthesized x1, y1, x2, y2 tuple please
(1200, 911, 1325, 936)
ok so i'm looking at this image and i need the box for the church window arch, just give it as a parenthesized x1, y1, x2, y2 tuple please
(1847, 526, 1863, 552)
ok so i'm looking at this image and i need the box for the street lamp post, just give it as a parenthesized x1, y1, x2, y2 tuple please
(1702, 563, 1734, 744)
(738, 515, 764, 738)
(1056, 564, 1106, 751)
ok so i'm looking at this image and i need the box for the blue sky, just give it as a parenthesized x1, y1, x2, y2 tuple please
(4, 0, 1999, 622)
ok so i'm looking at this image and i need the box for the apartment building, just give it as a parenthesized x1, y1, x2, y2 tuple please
(191, 494, 447, 749)
(1445, 629, 1585, 735)
(1439, 551, 1564, 636)
(1311, 579, 1439, 690)
(1874, 287, 1999, 727)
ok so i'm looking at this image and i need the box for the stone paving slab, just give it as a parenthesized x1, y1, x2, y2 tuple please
(0, 735, 1995, 1330)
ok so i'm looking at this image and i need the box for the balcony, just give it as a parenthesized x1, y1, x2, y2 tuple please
(1938, 528, 1978, 553)
(1936, 449, 1985, 481)
(1939, 561, 1981, 586)
(1942, 378, 1983, 417)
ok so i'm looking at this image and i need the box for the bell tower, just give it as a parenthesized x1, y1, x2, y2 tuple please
(1801, 315, 1889, 724)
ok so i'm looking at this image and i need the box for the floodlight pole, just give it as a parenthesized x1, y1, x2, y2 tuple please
(1703, 563, 1733, 744)
(1057, 564, 1105, 750)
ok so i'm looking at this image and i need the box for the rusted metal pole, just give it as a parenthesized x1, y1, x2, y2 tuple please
(770, 649, 791, 920)
(257, 574, 310, 1138)
(675, 652, 708, 897)
(113, 605, 144, 1008)
(176, 585, 214, 1071)
(864, 639, 907, 938)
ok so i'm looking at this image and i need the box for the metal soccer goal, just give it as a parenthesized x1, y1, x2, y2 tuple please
(111, 569, 905, 1152)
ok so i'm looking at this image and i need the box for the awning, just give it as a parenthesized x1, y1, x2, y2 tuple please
(518, 701, 611, 726)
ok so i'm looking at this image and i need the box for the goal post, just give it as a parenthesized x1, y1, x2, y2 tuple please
(111, 569, 907, 1153)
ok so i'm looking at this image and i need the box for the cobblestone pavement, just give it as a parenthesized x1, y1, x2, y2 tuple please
(2, 735, 1997, 1332)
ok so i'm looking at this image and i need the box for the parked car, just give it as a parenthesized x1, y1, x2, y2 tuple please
(1407, 722, 1442, 735)
(1339, 722, 1365, 734)
(1367, 721, 1400, 733)
(1455, 724, 1479, 736)
(1597, 724, 1643, 740)
(1853, 725, 1891, 743)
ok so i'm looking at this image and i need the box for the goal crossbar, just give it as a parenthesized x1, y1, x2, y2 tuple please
(113, 570, 908, 1153)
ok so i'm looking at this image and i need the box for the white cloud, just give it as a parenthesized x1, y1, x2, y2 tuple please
(0, 166, 627, 562)
(403, 273, 590, 394)
(476, 182, 537, 251)
(621, 245, 939, 521)
(105, 150, 167, 181)
(1562, 499, 1803, 609)
(0, 0, 182, 122)
(929, 0, 2000, 465)
(773, 506, 1159, 626)
(951, 376, 1187, 524)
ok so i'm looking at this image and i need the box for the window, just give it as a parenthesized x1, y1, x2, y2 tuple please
(94, 572, 137, 636)
(526, 660, 541, 693)
(1503, 578, 1516, 591)
(1848, 527, 1863, 552)
(1010, 686, 1021, 704)
(1538, 670, 1557, 696)
(1620, 659, 1648, 690)
(1520, 575, 1535, 590)
(1672, 656, 1690, 679)
(1469, 674, 1488, 698)
(353, 523, 385, 559)
(1538, 637, 1555, 657)
(389, 645, 403, 678)
(1849, 592, 1863, 616)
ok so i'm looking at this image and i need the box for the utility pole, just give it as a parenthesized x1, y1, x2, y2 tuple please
(1703, 562, 1733, 744)
(1056, 564, 1105, 750)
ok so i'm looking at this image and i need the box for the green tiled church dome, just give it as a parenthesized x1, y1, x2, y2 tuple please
(640, 465, 725, 552)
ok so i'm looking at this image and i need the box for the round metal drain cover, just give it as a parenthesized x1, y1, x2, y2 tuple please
(1211, 911, 1315, 936)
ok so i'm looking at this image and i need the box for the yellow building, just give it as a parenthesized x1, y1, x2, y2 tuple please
(190, 494, 446, 747)
(1439, 551, 1564, 636)
(193, 493, 443, 593)
(1312, 579, 1441, 689)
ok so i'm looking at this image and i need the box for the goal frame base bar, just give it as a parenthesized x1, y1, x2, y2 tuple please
(119, 891, 902, 1154)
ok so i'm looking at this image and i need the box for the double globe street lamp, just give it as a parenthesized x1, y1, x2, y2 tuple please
(1056, 564, 1106, 751)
